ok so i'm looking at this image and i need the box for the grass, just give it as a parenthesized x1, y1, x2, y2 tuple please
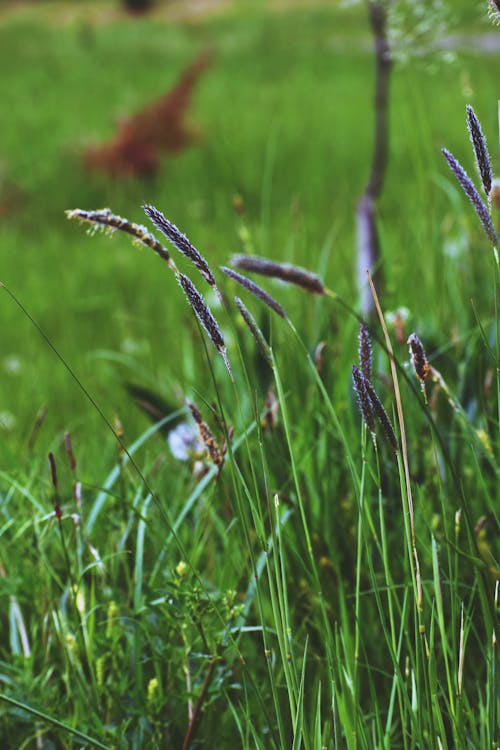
(0, 0, 499, 747)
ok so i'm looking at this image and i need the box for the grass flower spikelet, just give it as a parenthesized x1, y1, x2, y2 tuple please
(178, 273, 232, 376)
(408, 333, 432, 393)
(352, 364, 376, 439)
(466, 105, 492, 196)
(230, 254, 325, 294)
(234, 296, 273, 368)
(187, 400, 225, 469)
(66, 207, 175, 268)
(221, 266, 287, 318)
(363, 376, 398, 453)
(441, 148, 498, 246)
(358, 322, 373, 382)
(143, 203, 221, 299)
(353, 365, 398, 452)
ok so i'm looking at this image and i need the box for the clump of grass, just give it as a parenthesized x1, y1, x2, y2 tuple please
(4, 10, 500, 747)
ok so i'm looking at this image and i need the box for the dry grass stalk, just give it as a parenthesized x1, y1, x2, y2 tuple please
(178, 273, 232, 376)
(66, 208, 177, 271)
(234, 296, 273, 368)
(230, 254, 325, 295)
(221, 266, 287, 319)
(143, 203, 221, 300)
(187, 400, 225, 470)
(466, 105, 492, 196)
(441, 149, 498, 247)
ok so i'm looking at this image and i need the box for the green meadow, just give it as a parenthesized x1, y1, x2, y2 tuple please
(0, 1, 499, 747)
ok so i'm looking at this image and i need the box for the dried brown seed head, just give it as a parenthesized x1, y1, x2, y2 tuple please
(187, 400, 225, 469)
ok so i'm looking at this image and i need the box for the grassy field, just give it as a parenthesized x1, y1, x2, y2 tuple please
(0, 0, 499, 747)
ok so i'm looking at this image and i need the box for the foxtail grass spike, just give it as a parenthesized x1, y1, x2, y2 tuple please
(66, 208, 176, 269)
(48, 452, 58, 489)
(408, 333, 431, 393)
(64, 432, 77, 472)
(358, 323, 372, 382)
(363, 375, 398, 453)
(187, 400, 225, 469)
(230, 254, 325, 295)
(178, 273, 232, 376)
(353, 365, 398, 452)
(441, 149, 498, 246)
(466, 105, 492, 196)
(234, 296, 273, 368)
(143, 204, 221, 300)
(221, 266, 287, 318)
(352, 365, 376, 439)
(48, 452, 63, 518)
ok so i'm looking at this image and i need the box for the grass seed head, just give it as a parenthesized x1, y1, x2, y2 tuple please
(48, 451, 58, 489)
(178, 273, 232, 376)
(230, 254, 325, 295)
(143, 204, 221, 299)
(358, 322, 373, 382)
(466, 105, 492, 196)
(222, 266, 287, 318)
(408, 333, 432, 393)
(353, 365, 398, 452)
(64, 431, 77, 472)
(363, 375, 399, 453)
(352, 364, 376, 439)
(67, 207, 175, 268)
(187, 400, 225, 469)
(441, 148, 498, 247)
(234, 296, 273, 368)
